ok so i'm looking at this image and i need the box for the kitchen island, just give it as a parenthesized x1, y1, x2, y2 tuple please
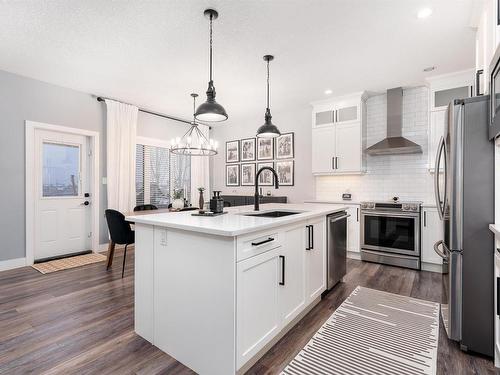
(126, 203, 347, 375)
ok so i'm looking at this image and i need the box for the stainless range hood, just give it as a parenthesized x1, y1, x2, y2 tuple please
(365, 87, 422, 155)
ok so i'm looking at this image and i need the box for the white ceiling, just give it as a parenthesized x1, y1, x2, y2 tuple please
(0, 0, 476, 124)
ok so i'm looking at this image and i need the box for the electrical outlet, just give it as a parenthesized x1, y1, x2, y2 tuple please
(160, 229, 168, 246)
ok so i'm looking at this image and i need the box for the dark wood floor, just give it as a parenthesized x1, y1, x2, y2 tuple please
(0, 249, 497, 375)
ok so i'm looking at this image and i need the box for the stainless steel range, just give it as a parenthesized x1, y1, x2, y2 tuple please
(360, 200, 421, 270)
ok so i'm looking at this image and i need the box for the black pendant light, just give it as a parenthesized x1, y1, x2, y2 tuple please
(256, 55, 281, 138)
(195, 9, 228, 122)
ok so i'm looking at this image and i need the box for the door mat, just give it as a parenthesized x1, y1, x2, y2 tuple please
(32, 253, 107, 274)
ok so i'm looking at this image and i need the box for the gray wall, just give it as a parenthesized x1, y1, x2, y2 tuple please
(0, 69, 188, 262)
(210, 105, 314, 204)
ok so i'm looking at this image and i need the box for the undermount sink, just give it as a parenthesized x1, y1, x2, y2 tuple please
(243, 210, 302, 218)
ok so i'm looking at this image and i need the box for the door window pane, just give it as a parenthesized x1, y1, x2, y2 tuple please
(43, 143, 80, 197)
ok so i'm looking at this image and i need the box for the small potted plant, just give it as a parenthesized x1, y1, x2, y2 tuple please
(171, 189, 184, 210)
(198, 187, 205, 212)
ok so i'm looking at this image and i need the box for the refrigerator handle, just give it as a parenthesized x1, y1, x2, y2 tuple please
(434, 136, 446, 220)
(433, 240, 448, 260)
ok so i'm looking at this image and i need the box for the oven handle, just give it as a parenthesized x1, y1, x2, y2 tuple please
(360, 211, 420, 218)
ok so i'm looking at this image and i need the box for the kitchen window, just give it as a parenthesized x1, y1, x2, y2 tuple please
(136, 143, 191, 208)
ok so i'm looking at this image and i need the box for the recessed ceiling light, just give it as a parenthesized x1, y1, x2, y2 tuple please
(423, 66, 436, 72)
(417, 8, 433, 19)
(324, 89, 333, 95)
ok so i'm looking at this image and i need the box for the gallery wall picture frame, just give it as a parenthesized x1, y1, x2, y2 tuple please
(257, 137, 274, 160)
(240, 138, 256, 161)
(257, 162, 274, 186)
(226, 140, 240, 163)
(241, 163, 256, 186)
(226, 164, 240, 186)
(275, 160, 294, 186)
(275, 132, 294, 159)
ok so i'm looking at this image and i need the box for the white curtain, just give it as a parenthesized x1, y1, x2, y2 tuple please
(190, 124, 210, 208)
(105, 99, 138, 213)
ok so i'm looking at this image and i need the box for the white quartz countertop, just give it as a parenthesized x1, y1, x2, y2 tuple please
(126, 203, 348, 237)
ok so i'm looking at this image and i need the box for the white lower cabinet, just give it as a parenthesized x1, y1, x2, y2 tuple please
(236, 219, 326, 370)
(305, 217, 326, 302)
(236, 247, 281, 369)
(346, 205, 360, 253)
(421, 207, 444, 266)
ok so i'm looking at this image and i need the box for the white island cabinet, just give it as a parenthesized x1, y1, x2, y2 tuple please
(127, 203, 344, 375)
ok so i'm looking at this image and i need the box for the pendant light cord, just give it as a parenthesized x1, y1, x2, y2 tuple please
(266, 59, 270, 109)
(209, 14, 213, 82)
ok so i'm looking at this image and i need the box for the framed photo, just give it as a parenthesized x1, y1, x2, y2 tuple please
(257, 138, 274, 160)
(226, 164, 240, 186)
(226, 140, 240, 163)
(240, 138, 256, 161)
(241, 163, 256, 186)
(275, 132, 294, 159)
(276, 160, 294, 186)
(257, 162, 274, 186)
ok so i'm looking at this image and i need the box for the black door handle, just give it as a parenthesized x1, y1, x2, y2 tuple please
(310, 225, 314, 250)
(497, 277, 500, 316)
(279, 255, 285, 285)
(82, 201, 90, 206)
(424, 211, 427, 227)
(251, 237, 274, 246)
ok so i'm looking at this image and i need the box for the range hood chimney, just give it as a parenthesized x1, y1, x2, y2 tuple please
(365, 87, 422, 155)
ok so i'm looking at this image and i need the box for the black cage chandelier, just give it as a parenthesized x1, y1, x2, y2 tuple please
(170, 93, 218, 156)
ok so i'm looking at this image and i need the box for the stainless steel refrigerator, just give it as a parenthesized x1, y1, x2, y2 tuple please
(433, 95, 494, 356)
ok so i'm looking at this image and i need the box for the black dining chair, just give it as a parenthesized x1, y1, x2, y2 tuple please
(105, 209, 135, 278)
(133, 204, 158, 211)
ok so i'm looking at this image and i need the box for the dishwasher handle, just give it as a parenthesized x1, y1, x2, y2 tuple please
(329, 214, 350, 223)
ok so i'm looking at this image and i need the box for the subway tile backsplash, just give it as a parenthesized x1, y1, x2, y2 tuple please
(316, 87, 434, 203)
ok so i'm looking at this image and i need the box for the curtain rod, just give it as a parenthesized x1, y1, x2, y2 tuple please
(96, 96, 211, 129)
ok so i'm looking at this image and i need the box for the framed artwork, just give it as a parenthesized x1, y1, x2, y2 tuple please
(240, 138, 256, 161)
(257, 138, 274, 160)
(226, 164, 240, 186)
(257, 162, 274, 186)
(226, 140, 240, 163)
(275, 132, 294, 159)
(241, 163, 256, 186)
(276, 160, 294, 186)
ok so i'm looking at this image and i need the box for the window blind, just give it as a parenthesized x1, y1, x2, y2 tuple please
(136, 144, 191, 208)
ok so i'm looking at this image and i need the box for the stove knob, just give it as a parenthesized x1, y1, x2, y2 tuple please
(411, 204, 418, 211)
(402, 204, 409, 211)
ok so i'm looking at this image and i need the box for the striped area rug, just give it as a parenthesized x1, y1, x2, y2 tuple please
(31, 253, 107, 274)
(282, 286, 440, 375)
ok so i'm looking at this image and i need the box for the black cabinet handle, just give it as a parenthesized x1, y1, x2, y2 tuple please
(497, 277, 500, 316)
(335, 157, 338, 170)
(356, 208, 359, 222)
(476, 69, 484, 96)
(310, 225, 314, 250)
(279, 255, 285, 285)
(306, 225, 311, 250)
(424, 211, 427, 227)
(332, 157, 335, 170)
(251, 237, 274, 246)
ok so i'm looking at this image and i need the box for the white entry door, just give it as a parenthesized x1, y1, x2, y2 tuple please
(34, 129, 92, 260)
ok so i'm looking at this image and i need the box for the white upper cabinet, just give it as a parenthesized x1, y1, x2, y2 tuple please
(426, 71, 473, 171)
(474, 0, 497, 95)
(311, 92, 366, 175)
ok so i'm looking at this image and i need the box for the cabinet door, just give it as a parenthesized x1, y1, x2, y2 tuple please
(347, 206, 360, 253)
(336, 104, 359, 123)
(305, 218, 326, 302)
(429, 109, 447, 171)
(421, 208, 444, 264)
(236, 248, 281, 369)
(312, 126, 336, 174)
(279, 225, 306, 326)
(335, 122, 361, 173)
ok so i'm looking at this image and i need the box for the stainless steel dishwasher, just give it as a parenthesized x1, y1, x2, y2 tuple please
(327, 211, 349, 290)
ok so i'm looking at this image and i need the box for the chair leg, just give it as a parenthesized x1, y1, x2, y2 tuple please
(122, 244, 128, 278)
(106, 241, 116, 270)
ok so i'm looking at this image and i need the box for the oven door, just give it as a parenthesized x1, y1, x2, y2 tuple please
(361, 211, 420, 257)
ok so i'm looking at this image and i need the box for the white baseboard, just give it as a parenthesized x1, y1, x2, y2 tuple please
(0, 257, 27, 272)
(421, 262, 443, 273)
(347, 251, 361, 260)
